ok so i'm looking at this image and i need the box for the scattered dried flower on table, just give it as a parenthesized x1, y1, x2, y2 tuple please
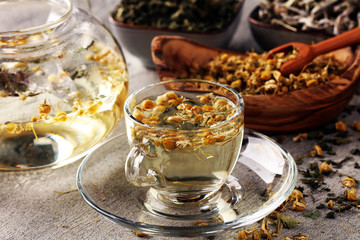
(287, 189, 304, 202)
(335, 121, 347, 131)
(354, 121, 360, 131)
(342, 177, 356, 188)
(287, 189, 306, 211)
(237, 228, 258, 240)
(319, 162, 332, 173)
(310, 144, 322, 157)
(326, 200, 335, 209)
(131, 230, 148, 238)
(289, 199, 306, 211)
(345, 187, 357, 201)
(292, 133, 308, 142)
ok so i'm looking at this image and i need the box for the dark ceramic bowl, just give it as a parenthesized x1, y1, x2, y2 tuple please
(109, 1, 244, 68)
(249, 6, 333, 51)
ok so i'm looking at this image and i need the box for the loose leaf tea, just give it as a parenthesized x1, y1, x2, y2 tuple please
(257, 0, 360, 35)
(112, 0, 240, 32)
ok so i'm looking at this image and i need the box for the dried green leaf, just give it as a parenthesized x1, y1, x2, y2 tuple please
(325, 156, 353, 169)
(279, 214, 298, 229)
(326, 211, 335, 219)
(300, 178, 322, 189)
(321, 137, 351, 146)
(355, 162, 360, 169)
(351, 148, 360, 155)
(304, 209, 320, 219)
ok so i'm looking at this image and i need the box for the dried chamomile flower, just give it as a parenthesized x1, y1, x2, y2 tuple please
(203, 137, 216, 146)
(295, 236, 309, 240)
(292, 133, 307, 142)
(287, 189, 303, 202)
(166, 116, 182, 124)
(199, 93, 214, 104)
(142, 99, 155, 109)
(133, 111, 145, 122)
(55, 111, 67, 122)
(162, 138, 176, 151)
(345, 187, 357, 201)
(289, 200, 306, 211)
(19, 94, 27, 101)
(260, 217, 273, 238)
(0, 90, 8, 97)
(131, 230, 148, 238)
(353, 121, 360, 131)
(310, 144, 322, 157)
(86, 101, 102, 114)
(342, 177, 356, 188)
(253, 231, 261, 240)
(38, 102, 51, 114)
(326, 199, 335, 209)
(152, 105, 166, 115)
(335, 121, 347, 131)
(319, 162, 332, 173)
(6, 123, 18, 134)
(287, 189, 306, 211)
(237, 229, 256, 240)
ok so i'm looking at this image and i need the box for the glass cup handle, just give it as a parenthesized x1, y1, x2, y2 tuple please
(125, 145, 163, 187)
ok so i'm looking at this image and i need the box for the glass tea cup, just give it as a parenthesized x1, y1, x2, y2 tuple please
(124, 80, 244, 212)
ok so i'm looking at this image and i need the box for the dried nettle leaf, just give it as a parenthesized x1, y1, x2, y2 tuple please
(112, 0, 240, 32)
(279, 214, 298, 229)
(304, 209, 321, 219)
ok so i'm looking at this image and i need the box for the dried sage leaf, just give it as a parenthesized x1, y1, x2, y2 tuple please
(279, 214, 298, 229)
(304, 209, 320, 219)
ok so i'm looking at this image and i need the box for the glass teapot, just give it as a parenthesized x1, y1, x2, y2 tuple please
(0, 0, 128, 170)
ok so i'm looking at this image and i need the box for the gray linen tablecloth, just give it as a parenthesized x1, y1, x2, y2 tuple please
(1, 1, 359, 239)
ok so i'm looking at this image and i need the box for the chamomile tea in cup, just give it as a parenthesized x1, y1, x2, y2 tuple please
(124, 79, 244, 203)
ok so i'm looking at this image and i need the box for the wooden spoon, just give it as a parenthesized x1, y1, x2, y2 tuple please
(266, 27, 360, 76)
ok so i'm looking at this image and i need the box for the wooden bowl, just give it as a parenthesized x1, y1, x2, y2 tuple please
(151, 36, 360, 134)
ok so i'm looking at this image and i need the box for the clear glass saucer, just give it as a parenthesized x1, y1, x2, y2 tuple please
(76, 129, 297, 237)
